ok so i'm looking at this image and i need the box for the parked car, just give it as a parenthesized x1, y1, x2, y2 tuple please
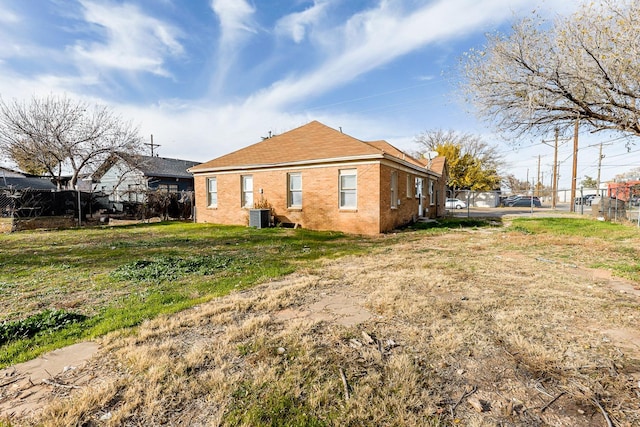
(445, 198, 466, 209)
(500, 195, 523, 206)
(575, 194, 596, 206)
(506, 196, 541, 207)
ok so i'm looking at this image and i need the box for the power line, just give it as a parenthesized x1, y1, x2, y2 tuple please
(303, 79, 445, 112)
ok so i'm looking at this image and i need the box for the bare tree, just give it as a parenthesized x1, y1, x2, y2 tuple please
(502, 174, 531, 193)
(0, 95, 143, 189)
(414, 129, 504, 172)
(414, 129, 503, 192)
(613, 166, 640, 182)
(460, 0, 640, 147)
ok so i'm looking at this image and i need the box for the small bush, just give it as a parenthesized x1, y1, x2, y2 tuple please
(111, 254, 236, 282)
(0, 309, 87, 345)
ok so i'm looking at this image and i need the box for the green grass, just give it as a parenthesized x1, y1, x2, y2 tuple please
(0, 222, 370, 366)
(508, 217, 640, 281)
(407, 217, 498, 230)
(1, 217, 638, 367)
(508, 217, 640, 239)
(225, 383, 329, 427)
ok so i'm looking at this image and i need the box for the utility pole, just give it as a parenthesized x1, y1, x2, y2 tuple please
(596, 142, 605, 192)
(542, 127, 567, 210)
(536, 154, 541, 197)
(144, 134, 161, 157)
(570, 118, 579, 212)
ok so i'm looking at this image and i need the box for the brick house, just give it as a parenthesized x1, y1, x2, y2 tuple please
(419, 156, 448, 219)
(189, 121, 447, 235)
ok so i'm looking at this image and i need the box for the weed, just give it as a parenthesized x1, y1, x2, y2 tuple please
(225, 385, 327, 427)
(508, 225, 532, 234)
(111, 254, 235, 282)
(410, 218, 493, 230)
(0, 309, 87, 345)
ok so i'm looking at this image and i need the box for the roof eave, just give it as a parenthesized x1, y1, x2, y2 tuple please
(380, 154, 441, 178)
(189, 153, 386, 174)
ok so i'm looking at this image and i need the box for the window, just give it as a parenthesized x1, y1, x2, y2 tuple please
(157, 184, 178, 192)
(127, 184, 144, 203)
(415, 177, 424, 199)
(207, 177, 217, 207)
(339, 169, 357, 209)
(288, 172, 302, 208)
(406, 174, 412, 198)
(242, 175, 253, 208)
(429, 180, 435, 205)
(390, 171, 398, 208)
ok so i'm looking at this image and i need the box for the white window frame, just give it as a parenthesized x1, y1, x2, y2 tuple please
(158, 184, 179, 193)
(390, 171, 398, 209)
(415, 177, 424, 198)
(127, 184, 144, 203)
(429, 180, 435, 205)
(207, 177, 217, 208)
(241, 175, 253, 208)
(288, 172, 302, 208)
(339, 169, 357, 209)
(406, 174, 412, 198)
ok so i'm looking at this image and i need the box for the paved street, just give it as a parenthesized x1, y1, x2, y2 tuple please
(447, 203, 589, 219)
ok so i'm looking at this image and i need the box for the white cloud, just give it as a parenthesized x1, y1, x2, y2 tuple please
(73, 0, 184, 77)
(247, 0, 576, 110)
(210, 0, 256, 91)
(211, 0, 256, 39)
(0, 3, 24, 60)
(0, 5, 19, 24)
(275, 1, 329, 43)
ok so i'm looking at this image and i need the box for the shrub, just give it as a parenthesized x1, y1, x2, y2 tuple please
(111, 254, 235, 282)
(0, 309, 87, 345)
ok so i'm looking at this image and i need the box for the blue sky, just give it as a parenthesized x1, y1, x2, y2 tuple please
(0, 0, 636, 189)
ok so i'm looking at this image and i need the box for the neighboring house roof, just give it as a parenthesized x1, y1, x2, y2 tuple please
(415, 155, 447, 174)
(190, 121, 436, 174)
(427, 157, 447, 175)
(365, 140, 425, 169)
(0, 166, 26, 178)
(92, 153, 201, 181)
(428, 157, 446, 175)
(0, 176, 57, 190)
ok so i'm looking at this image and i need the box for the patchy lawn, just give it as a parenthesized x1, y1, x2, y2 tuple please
(1, 218, 639, 426)
(0, 222, 371, 366)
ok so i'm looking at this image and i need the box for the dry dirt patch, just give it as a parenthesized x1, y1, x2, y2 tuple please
(0, 342, 99, 418)
(2, 228, 640, 426)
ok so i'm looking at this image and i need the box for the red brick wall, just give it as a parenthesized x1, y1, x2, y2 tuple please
(194, 162, 431, 234)
(378, 164, 422, 231)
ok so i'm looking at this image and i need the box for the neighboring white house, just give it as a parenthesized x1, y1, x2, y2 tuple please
(91, 153, 200, 205)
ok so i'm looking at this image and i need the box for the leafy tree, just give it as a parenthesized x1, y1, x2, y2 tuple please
(414, 129, 502, 192)
(460, 0, 640, 148)
(0, 95, 142, 189)
(581, 175, 598, 188)
(6, 140, 59, 175)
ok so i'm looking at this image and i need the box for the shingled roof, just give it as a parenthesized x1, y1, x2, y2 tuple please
(0, 176, 57, 190)
(123, 154, 200, 179)
(190, 121, 427, 173)
(93, 153, 200, 180)
(365, 140, 425, 169)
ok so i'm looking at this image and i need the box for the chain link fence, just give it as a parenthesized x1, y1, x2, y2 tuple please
(1, 188, 194, 228)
